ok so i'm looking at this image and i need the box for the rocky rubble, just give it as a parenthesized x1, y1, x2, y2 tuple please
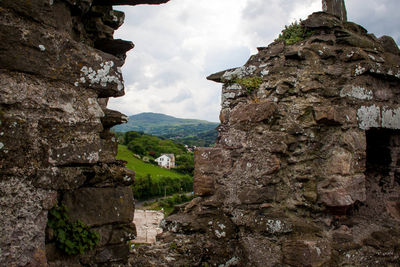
(130, 8, 400, 267)
(0, 0, 168, 266)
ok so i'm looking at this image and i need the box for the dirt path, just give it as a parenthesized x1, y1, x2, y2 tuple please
(132, 209, 164, 244)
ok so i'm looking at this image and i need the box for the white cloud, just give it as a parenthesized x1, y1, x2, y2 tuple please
(108, 0, 399, 122)
(346, 0, 400, 44)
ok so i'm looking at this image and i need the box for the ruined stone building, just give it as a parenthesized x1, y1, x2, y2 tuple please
(132, 2, 400, 267)
(1, 0, 400, 266)
(0, 0, 167, 266)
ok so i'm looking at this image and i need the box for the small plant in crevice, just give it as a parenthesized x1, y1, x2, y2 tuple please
(275, 20, 314, 45)
(235, 76, 263, 94)
(169, 241, 178, 250)
(47, 205, 100, 255)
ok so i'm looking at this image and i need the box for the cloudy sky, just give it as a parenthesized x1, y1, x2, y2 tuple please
(108, 0, 400, 122)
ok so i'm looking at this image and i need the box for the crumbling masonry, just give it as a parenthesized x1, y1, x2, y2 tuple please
(0, 0, 168, 266)
(131, 4, 400, 267)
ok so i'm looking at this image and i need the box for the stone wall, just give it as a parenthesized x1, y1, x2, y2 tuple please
(131, 11, 400, 267)
(0, 0, 168, 266)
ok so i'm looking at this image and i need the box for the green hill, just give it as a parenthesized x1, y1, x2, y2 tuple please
(111, 112, 219, 147)
(117, 145, 192, 200)
(116, 145, 186, 179)
(119, 131, 194, 176)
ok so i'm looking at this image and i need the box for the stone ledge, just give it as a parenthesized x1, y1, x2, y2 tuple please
(62, 187, 135, 226)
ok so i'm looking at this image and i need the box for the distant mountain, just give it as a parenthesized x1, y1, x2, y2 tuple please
(112, 112, 219, 147)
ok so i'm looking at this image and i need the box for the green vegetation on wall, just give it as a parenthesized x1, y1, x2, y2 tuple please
(236, 76, 263, 94)
(275, 21, 314, 45)
(47, 205, 99, 255)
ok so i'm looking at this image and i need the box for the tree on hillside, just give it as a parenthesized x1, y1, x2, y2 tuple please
(127, 142, 145, 155)
(175, 154, 194, 175)
(124, 131, 143, 145)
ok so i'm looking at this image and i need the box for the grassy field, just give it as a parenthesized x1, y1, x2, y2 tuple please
(116, 145, 187, 179)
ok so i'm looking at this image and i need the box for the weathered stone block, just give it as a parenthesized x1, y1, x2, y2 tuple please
(249, 131, 288, 153)
(379, 35, 400, 55)
(0, 72, 105, 124)
(240, 235, 281, 266)
(194, 147, 232, 175)
(49, 142, 103, 165)
(35, 167, 87, 190)
(0, 14, 126, 97)
(237, 186, 276, 204)
(259, 41, 284, 59)
(94, 244, 129, 264)
(0, 115, 41, 172)
(340, 84, 373, 100)
(335, 29, 378, 50)
(193, 173, 215, 196)
(322, 0, 347, 21)
(314, 106, 356, 125)
(99, 137, 119, 163)
(194, 148, 232, 196)
(232, 152, 281, 178)
(317, 174, 366, 207)
(218, 128, 247, 149)
(302, 12, 341, 29)
(2, 0, 74, 32)
(229, 101, 277, 125)
(0, 177, 51, 266)
(325, 148, 353, 175)
(62, 187, 134, 226)
(341, 130, 366, 152)
(283, 239, 331, 267)
(101, 109, 129, 128)
(108, 223, 137, 245)
(85, 163, 135, 187)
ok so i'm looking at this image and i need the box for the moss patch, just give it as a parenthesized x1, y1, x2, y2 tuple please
(275, 21, 314, 45)
(235, 76, 263, 94)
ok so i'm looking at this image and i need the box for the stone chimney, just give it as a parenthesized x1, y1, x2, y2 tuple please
(322, 0, 347, 21)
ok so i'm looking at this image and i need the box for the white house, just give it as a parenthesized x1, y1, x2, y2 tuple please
(155, 154, 175, 169)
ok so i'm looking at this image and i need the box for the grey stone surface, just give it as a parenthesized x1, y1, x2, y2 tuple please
(322, 0, 347, 21)
(62, 187, 135, 226)
(0, 0, 168, 265)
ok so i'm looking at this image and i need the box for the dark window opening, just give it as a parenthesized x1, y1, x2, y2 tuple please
(395, 171, 400, 186)
(366, 128, 400, 190)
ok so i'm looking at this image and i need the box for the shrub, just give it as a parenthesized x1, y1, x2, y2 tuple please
(275, 21, 313, 45)
(236, 76, 263, 94)
(127, 142, 146, 155)
(47, 205, 99, 255)
(132, 175, 193, 200)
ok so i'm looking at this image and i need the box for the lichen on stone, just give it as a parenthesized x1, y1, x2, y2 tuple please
(78, 61, 124, 91)
(340, 85, 373, 100)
